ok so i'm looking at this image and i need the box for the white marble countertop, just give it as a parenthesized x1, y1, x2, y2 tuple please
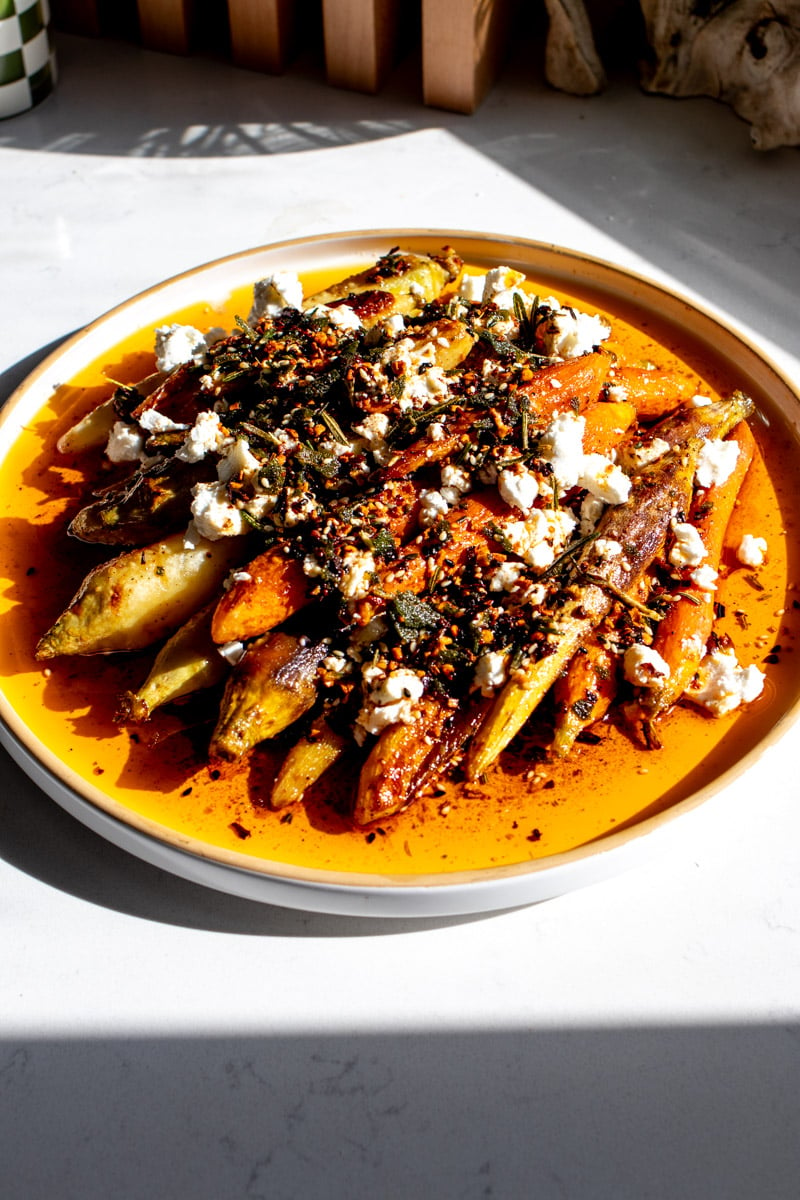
(2, 31, 800, 1199)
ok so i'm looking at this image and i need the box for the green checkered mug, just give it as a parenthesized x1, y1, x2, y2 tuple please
(0, 0, 56, 119)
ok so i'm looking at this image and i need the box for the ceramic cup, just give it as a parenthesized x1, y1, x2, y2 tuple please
(0, 0, 56, 119)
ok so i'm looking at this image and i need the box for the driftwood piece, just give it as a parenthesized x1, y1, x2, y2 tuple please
(639, 0, 800, 149)
(543, 0, 799, 148)
(543, 0, 607, 94)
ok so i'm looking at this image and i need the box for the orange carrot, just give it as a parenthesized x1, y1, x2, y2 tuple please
(212, 479, 421, 644)
(638, 422, 756, 719)
(608, 366, 698, 421)
(582, 400, 637, 455)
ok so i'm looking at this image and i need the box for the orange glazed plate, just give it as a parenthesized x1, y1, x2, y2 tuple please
(2, 230, 800, 918)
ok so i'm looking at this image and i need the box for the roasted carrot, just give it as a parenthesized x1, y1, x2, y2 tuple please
(607, 366, 698, 421)
(582, 400, 637, 454)
(381, 353, 614, 481)
(354, 696, 450, 825)
(633, 422, 756, 723)
(551, 629, 619, 758)
(211, 479, 422, 644)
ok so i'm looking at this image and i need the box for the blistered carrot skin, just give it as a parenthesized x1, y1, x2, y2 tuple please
(632, 422, 756, 726)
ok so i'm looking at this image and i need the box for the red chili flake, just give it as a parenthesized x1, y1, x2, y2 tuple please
(280, 812, 293, 825)
(527, 828, 542, 842)
(229, 821, 251, 840)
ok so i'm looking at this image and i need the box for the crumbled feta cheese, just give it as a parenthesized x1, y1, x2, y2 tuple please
(339, 548, 376, 601)
(401, 364, 450, 410)
(428, 422, 446, 442)
(352, 412, 391, 465)
(627, 437, 671, 468)
(690, 564, 719, 592)
(190, 481, 246, 539)
(691, 394, 713, 407)
(537, 306, 611, 359)
(419, 489, 451, 527)
(593, 538, 623, 561)
(457, 273, 486, 303)
(217, 437, 261, 483)
(685, 647, 765, 716)
(154, 324, 209, 373)
(737, 533, 767, 567)
(440, 463, 471, 495)
(482, 266, 526, 304)
(473, 650, 510, 697)
(283, 490, 319, 527)
(323, 650, 351, 677)
(669, 520, 707, 569)
(217, 640, 245, 666)
(502, 508, 577, 572)
(356, 666, 425, 738)
(382, 313, 406, 337)
(498, 465, 539, 513)
(695, 438, 740, 489)
(248, 271, 304, 322)
(305, 303, 362, 332)
(489, 561, 525, 592)
(177, 410, 232, 464)
(138, 408, 188, 434)
(623, 644, 671, 687)
(578, 454, 632, 505)
(106, 421, 145, 463)
(540, 411, 586, 491)
(606, 384, 629, 402)
(302, 554, 323, 578)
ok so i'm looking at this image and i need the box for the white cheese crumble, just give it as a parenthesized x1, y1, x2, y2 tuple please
(352, 412, 391, 465)
(339, 548, 377, 601)
(537, 306, 611, 360)
(418, 489, 451, 526)
(577, 454, 632, 505)
(248, 271, 304, 322)
(176, 410, 232, 463)
(489, 561, 525, 592)
(106, 421, 145, 463)
(138, 408, 188, 434)
(153, 324, 209, 373)
(685, 647, 765, 716)
(579, 494, 605, 536)
(217, 437, 261, 484)
(355, 666, 425, 738)
(627, 437, 671, 469)
(540, 411, 586, 491)
(382, 313, 406, 338)
(190, 481, 246, 539)
(690, 564, 719, 592)
(695, 438, 740, 489)
(305, 303, 362, 332)
(737, 533, 767, 567)
(691, 394, 713, 407)
(457, 273, 486, 304)
(473, 650, 510, 697)
(498, 464, 540, 513)
(623, 644, 671, 687)
(502, 508, 577, 572)
(669, 520, 707, 569)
